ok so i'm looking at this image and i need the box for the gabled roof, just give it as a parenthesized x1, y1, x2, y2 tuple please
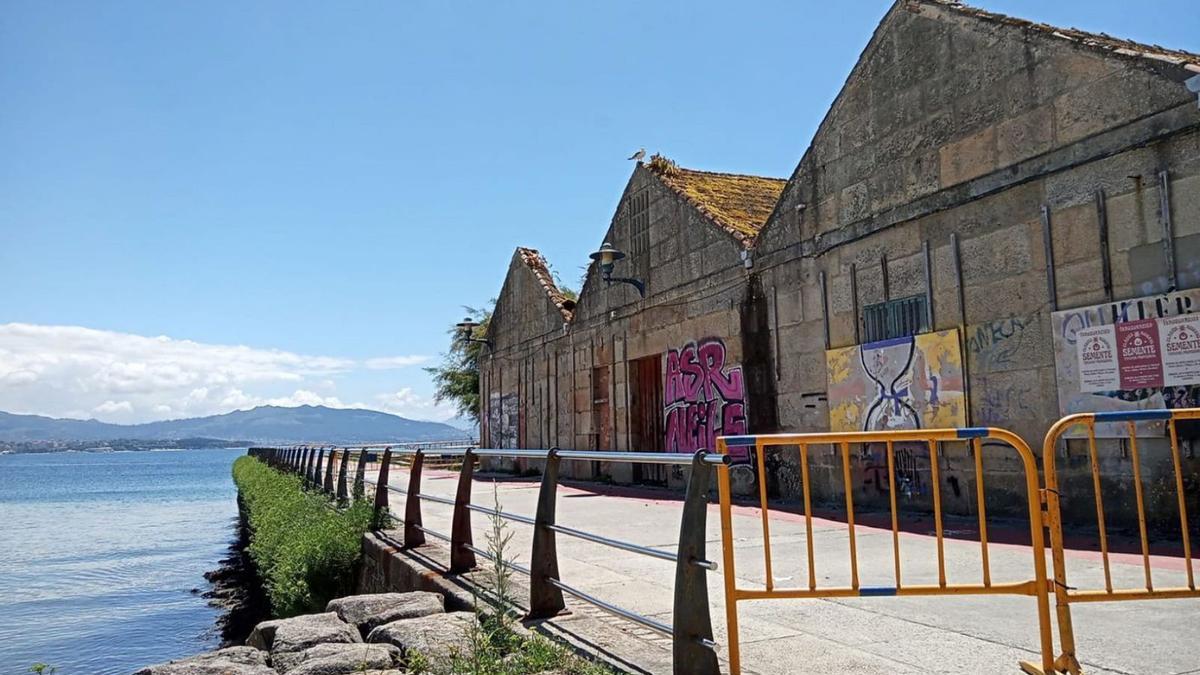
(930, 0, 1200, 73)
(645, 154, 786, 246)
(516, 247, 575, 322)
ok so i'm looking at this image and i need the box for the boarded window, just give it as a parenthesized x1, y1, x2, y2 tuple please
(862, 295, 928, 343)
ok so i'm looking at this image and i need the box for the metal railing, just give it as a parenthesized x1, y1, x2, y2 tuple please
(1042, 408, 1200, 675)
(713, 428, 1055, 675)
(248, 443, 728, 675)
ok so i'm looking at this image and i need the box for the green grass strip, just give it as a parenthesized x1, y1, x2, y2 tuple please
(232, 455, 374, 618)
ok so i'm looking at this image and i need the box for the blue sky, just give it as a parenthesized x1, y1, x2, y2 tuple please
(1, 0, 1195, 424)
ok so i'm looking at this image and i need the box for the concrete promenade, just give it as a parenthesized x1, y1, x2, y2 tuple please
(394, 466, 1198, 675)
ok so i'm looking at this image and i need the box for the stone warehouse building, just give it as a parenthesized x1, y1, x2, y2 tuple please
(478, 0, 1200, 526)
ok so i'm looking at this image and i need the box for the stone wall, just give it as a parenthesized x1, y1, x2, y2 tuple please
(478, 0, 1200, 525)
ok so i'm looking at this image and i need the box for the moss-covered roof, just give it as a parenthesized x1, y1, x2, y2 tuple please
(933, 0, 1200, 72)
(645, 154, 786, 246)
(516, 247, 575, 322)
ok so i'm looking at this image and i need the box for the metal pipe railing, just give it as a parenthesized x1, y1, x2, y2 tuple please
(548, 575, 673, 636)
(249, 444, 722, 674)
(465, 503, 537, 526)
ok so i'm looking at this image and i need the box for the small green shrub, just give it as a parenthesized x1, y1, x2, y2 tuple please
(232, 456, 374, 617)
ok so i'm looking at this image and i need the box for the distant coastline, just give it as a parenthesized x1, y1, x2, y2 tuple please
(0, 437, 247, 454)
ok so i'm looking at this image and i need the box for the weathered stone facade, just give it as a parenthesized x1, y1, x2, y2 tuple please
(479, 0, 1200, 526)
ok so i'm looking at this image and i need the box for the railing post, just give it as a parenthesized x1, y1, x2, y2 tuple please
(373, 448, 392, 527)
(302, 448, 312, 483)
(404, 450, 426, 548)
(450, 449, 477, 573)
(673, 451, 720, 675)
(336, 448, 351, 505)
(324, 449, 337, 495)
(353, 449, 367, 501)
(527, 448, 566, 618)
(312, 448, 325, 489)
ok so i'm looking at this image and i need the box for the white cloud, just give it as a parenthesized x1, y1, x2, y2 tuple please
(364, 355, 430, 370)
(94, 400, 134, 415)
(0, 323, 439, 424)
(374, 387, 459, 422)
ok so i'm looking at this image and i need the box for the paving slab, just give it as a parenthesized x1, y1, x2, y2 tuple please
(370, 465, 1200, 674)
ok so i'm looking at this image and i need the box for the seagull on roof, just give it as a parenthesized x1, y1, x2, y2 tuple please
(628, 148, 646, 162)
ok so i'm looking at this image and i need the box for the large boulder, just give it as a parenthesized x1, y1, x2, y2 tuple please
(326, 592, 444, 635)
(247, 612, 362, 655)
(134, 646, 274, 675)
(272, 642, 401, 674)
(367, 611, 477, 663)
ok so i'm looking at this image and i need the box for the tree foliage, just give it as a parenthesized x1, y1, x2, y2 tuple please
(425, 305, 492, 424)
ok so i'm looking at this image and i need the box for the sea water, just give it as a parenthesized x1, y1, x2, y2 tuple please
(0, 448, 245, 674)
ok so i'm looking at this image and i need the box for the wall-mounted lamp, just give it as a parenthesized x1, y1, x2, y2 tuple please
(588, 242, 645, 298)
(455, 317, 492, 348)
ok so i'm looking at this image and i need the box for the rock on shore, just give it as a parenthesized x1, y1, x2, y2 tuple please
(136, 591, 463, 675)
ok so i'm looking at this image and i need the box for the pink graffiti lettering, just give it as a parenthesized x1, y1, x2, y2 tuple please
(663, 339, 748, 460)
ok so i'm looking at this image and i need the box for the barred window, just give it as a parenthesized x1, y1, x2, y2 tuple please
(862, 295, 928, 343)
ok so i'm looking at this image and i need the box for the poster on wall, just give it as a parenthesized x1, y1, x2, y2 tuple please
(825, 328, 967, 433)
(1077, 325, 1119, 392)
(1162, 315, 1200, 385)
(1116, 319, 1163, 389)
(1052, 288, 1200, 437)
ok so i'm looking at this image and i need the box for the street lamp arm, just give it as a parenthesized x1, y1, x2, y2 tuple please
(605, 276, 645, 298)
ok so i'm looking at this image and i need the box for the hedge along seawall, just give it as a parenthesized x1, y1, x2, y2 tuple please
(231, 455, 373, 618)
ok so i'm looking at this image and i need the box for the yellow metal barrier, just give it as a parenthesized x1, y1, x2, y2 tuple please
(715, 427, 1055, 675)
(1043, 408, 1200, 674)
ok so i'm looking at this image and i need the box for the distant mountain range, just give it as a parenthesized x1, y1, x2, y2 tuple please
(0, 405, 471, 445)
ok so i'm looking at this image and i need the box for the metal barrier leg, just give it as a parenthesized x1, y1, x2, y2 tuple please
(1042, 421, 1082, 675)
(450, 449, 477, 573)
(673, 451, 719, 675)
(373, 448, 392, 528)
(528, 449, 566, 619)
(716, 438, 741, 675)
(404, 451, 426, 548)
(336, 449, 351, 505)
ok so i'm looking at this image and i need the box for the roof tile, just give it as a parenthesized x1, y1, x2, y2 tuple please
(516, 247, 575, 322)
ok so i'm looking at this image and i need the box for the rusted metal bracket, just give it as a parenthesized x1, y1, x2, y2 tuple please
(673, 451, 720, 675)
(312, 449, 326, 490)
(404, 450, 426, 548)
(353, 449, 367, 501)
(323, 449, 337, 495)
(527, 448, 566, 619)
(373, 447, 392, 527)
(450, 449, 478, 573)
(336, 449, 351, 504)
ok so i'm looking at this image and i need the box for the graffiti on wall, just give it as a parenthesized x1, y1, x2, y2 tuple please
(488, 393, 519, 449)
(1052, 288, 1200, 437)
(663, 338, 749, 461)
(858, 444, 925, 498)
(826, 329, 967, 432)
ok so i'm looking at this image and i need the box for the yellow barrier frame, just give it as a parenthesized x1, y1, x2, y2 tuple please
(715, 427, 1056, 675)
(1043, 408, 1200, 675)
